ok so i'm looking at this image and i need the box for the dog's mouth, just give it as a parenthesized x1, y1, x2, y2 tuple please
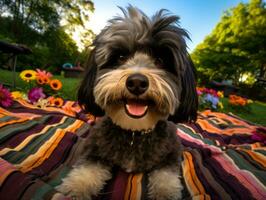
(124, 99, 151, 118)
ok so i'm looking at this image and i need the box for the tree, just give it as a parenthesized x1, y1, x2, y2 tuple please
(192, 0, 266, 85)
(59, 0, 95, 49)
(0, 0, 94, 44)
(0, 0, 95, 71)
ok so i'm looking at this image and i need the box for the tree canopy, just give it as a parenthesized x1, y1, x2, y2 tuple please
(191, 0, 266, 85)
(0, 0, 95, 73)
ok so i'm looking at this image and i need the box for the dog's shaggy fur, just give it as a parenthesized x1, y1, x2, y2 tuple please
(57, 5, 197, 200)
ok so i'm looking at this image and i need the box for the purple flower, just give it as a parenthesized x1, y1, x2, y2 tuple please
(203, 94, 219, 109)
(28, 87, 46, 103)
(0, 84, 13, 107)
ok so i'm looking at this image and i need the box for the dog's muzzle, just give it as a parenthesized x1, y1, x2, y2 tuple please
(125, 73, 150, 118)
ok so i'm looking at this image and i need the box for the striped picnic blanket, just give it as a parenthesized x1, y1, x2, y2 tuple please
(0, 99, 265, 200)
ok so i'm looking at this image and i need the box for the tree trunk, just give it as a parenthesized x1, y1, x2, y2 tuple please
(259, 64, 266, 79)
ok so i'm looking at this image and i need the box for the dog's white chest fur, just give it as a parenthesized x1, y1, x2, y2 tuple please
(123, 158, 136, 173)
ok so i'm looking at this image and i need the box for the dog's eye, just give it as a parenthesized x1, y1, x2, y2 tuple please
(103, 52, 129, 68)
(117, 53, 129, 64)
(155, 57, 164, 67)
(118, 54, 128, 63)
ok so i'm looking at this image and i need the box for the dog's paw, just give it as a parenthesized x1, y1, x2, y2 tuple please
(56, 182, 91, 200)
(148, 168, 183, 200)
(56, 162, 111, 200)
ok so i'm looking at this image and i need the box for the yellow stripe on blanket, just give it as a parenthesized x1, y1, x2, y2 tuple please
(0, 117, 68, 156)
(15, 120, 83, 172)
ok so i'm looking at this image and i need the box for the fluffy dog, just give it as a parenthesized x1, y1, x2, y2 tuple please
(57, 5, 198, 200)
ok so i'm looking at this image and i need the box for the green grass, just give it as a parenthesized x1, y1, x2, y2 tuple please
(0, 69, 81, 100)
(1, 69, 266, 126)
(220, 98, 266, 126)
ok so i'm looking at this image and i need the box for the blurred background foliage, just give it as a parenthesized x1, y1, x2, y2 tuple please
(0, 0, 95, 74)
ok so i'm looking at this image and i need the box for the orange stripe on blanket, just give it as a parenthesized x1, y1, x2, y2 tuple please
(124, 173, 143, 200)
(0, 107, 40, 122)
(250, 142, 265, 150)
(124, 174, 133, 200)
(0, 117, 68, 156)
(0, 118, 28, 128)
(16, 99, 42, 109)
(200, 110, 256, 127)
(16, 99, 79, 117)
(241, 149, 266, 168)
(228, 142, 265, 151)
(182, 151, 208, 200)
(215, 113, 253, 127)
(131, 174, 143, 200)
(18, 129, 66, 172)
(67, 120, 84, 133)
(197, 119, 256, 136)
(16, 120, 84, 172)
(62, 101, 79, 116)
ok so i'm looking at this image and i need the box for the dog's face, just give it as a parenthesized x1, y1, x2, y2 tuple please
(78, 6, 198, 131)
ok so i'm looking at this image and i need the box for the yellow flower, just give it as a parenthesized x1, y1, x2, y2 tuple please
(218, 102, 224, 109)
(20, 70, 37, 82)
(217, 91, 224, 98)
(11, 91, 23, 99)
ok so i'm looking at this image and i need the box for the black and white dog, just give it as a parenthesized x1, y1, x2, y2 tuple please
(57, 5, 198, 200)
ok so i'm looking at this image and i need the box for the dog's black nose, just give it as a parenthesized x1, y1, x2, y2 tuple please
(126, 73, 149, 95)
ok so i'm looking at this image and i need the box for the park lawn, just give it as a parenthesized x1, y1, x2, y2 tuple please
(1, 69, 266, 126)
(0, 69, 81, 100)
(220, 98, 266, 126)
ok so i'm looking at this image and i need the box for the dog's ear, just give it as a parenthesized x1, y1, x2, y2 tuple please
(168, 56, 198, 123)
(78, 49, 105, 116)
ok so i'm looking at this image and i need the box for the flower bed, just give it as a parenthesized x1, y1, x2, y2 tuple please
(0, 69, 65, 108)
(197, 87, 224, 111)
(228, 94, 253, 112)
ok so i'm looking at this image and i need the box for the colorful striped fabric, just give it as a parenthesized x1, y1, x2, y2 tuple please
(0, 99, 265, 199)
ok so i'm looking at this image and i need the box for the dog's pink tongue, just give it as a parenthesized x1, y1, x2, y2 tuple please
(126, 103, 148, 116)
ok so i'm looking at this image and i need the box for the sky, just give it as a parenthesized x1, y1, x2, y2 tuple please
(86, 0, 249, 52)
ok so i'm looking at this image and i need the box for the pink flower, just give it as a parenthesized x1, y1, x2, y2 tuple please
(36, 69, 53, 79)
(0, 84, 13, 107)
(28, 87, 46, 103)
(201, 88, 219, 97)
(196, 89, 203, 95)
